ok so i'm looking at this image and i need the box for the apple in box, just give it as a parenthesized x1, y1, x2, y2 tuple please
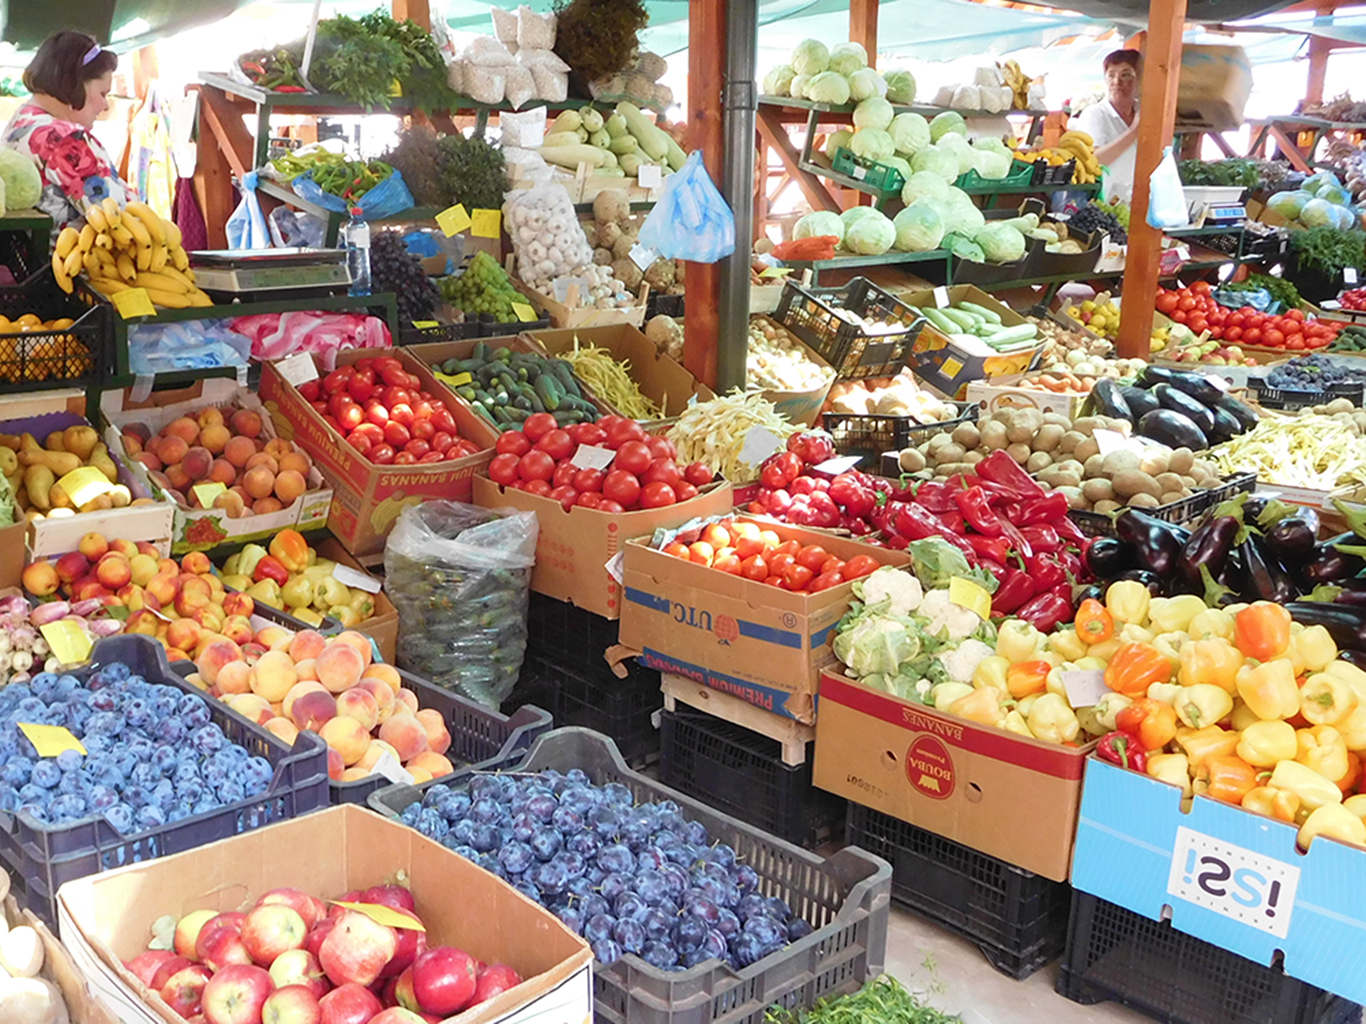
(241, 903, 308, 966)
(202, 963, 274, 1024)
(318, 910, 397, 987)
(269, 948, 328, 998)
(318, 982, 382, 1024)
(258, 887, 327, 931)
(263, 985, 323, 1024)
(160, 964, 213, 1018)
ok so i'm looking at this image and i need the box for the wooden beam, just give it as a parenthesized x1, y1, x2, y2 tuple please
(684, 0, 725, 391)
(1116, 0, 1188, 360)
(850, 0, 878, 68)
(392, 0, 430, 29)
(755, 107, 841, 214)
(1306, 34, 1334, 106)
(190, 87, 235, 249)
(197, 85, 255, 181)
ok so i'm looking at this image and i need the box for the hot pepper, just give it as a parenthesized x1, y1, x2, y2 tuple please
(1074, 598, 1114, 645)
(954, 486, 1003, 536)
(1177, 725, 1242, 767)
(1236, 660, 1300, 722)
(1177, 638, 1244, 694)
(1236, 719, 1298, 768)
(1175, 684, 1234, 730)
(1242, 785, 1301, 823)
(1016, 590, 1072, 633)
(1105, 642, 1174, 698)
(1006, 660, 1051, 699)
(1234, 601, 1293, 661)
(1297, 725, 1350, 782)
(1098, 730, 1148, 772)
(1195, 755, 1258, 804)
(1115, 697, 1179, 751)
(976, 449, 1045, 499)
(1017, 492, 1069, 526)
(1300, 672, 1359, 727)
(1148, 752, 1193, 796)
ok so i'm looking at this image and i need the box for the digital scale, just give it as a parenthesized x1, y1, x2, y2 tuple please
(188, 248, 351, 300)
(1197, 202, 1247, 227)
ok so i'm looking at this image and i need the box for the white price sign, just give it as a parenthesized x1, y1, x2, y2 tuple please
(1346, 267, 1359, 285)
(570, 444, 617, 471)
(276, 352, 320, 387)
(637, 163, 663, 189)
(1167, 826, 1299, 939)
(1061, 670, 1108, 707)
(812, 455, 861, 475)
(330, 564, 382, 594)
(738, 426, 786, 472)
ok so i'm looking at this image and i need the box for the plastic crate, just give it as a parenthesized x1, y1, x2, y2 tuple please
(956, 160, 1035, 192)
(844, 803, 1069, 980)
(823, 402, 976, 460)
(1030, 158, 1078, 186)
(397, 320, 477, 346)
(369, 727, 891, 1024)
(0, 225, 42, 283)
(0, 634, 330, 928)
(1069, 472, 1258, 538)
(0, 270, 110, 394)
(521, 649, 662, 768)
(775, 278, 924, 380)
(647, 293, 685, 320)
(1056, 892, 1362, 1024)
(831, 147, 906, 193)
(1249, 377, 1364, 410)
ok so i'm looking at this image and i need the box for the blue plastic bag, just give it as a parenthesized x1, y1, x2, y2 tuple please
(226, 170, 272, 250)
(638, 152, 735, 263)
(292, 167, 415, 220)
(128, 320, 252, 376)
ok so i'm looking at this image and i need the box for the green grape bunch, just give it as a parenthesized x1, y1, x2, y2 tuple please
(439, 251, 537, 323)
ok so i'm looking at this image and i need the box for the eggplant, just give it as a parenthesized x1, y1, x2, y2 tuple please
(1164, 369, 1227, 406)
(1337, 650, 1366, 669)
(1115, 508, 1190, 578)
(1242, 494, 1273, 522)
(1179, 514, 1239, 586)
(1215, 392, 1259, 433)
(1117, 568, 1164, 595)
(1154, 384, 1217, 434)
(1082, 536, 1136, 579)
(1285, 602, 1366, 651)
(1336, 579, 1366, 607)
(1263, 506, 1320, 566)
(1238, 535, 1297, 603)
(1074, 582, 1107, 605)
(1118, 385, 1161, 421)
(1301, 533, 1366, 586)
(1207, 406, 1243, 445)
(1090, 379, 1132, 421)
(1137, 408, 1209, 451)
(1137, 366, 1177, 389)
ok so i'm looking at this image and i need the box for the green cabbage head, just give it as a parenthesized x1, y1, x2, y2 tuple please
(806, 71, 851, 105)
(888, 113, 931, 157)
(847, 68, 887, 102)
(853, 97, 895, 131)
(940, 189, 985, 237)
(930, 111, 967, 142)
(794, 211, 845, 242)
(901, 171, 951, 206)
(1299, 198, 1336, 227)
(893, 200, 946, 253)
(850, 128, 895, 162)
(791, 40, 830, 76)
(976, 222, 1027, 263)
(824, 129, 854, 157)
(0, 150, 42, 210)
(884, 69, 916, 105)
(828, 42, 868, 76)
(762, 64, 795, 96)
(844, 209, 896, 255)
(911, 146, 959, 184)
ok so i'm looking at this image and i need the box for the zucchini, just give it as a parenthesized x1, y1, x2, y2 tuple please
(984, 323, 1038, 346)
(538, 144, 611, 170)
(542, 131, 584, 149)
(609, 135, 640, 156)
(959, 300, 1002, 324)
(923, 307, 959, 335)
(616, 101, 669, 161)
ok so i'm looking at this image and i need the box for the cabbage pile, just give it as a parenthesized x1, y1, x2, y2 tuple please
(1266, 171, 1362, 231)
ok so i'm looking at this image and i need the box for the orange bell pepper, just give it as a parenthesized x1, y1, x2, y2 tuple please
(1115, 697, 1179, 751)
(1195, 754, 1259, 804)
(1075, 598, 1114, 645)
(1234, 602, 1292, 662)
(1242, 785, 1301, 823)
(1339, 751, 1361, 796)
(1006, 660, 1051, 699)
(1104, 641, 1174, 698)
(1177, 638, 1244, 694)
(948, 687, 1007, 729)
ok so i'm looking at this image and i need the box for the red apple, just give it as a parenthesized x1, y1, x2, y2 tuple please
(269, 948, 329, 999)
(258, 888, 327, 931)
(328, 891, 364, 921)
(176, 909, 221, 958)
(369, 1011, 427, 1024)
(410, 947, 477, 1016)
(394, 968, 419, 1013)
(358, 885, 416, 914)
(150, 954, 196, 992)
(199, 925, 255, 972)
(318, 982, 381, 1024)
(161, 964, 213, 1018)
(125, 949, 177, 987)
(472, 964, 523, 1005)
(318, 911, 397, 988)
(196, 911, 247, 960)
(201, 963, 273, 1024)
(262, 985, 323, 1024)
(304, 918, 335, 960)
(379, 927, 426, 980)
(243, 904, 308, 966)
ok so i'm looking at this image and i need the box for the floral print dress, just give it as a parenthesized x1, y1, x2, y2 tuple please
(2, 102, 136, 249)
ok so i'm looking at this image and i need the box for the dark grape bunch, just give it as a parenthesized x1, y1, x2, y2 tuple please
(400, 770, 813, 971)
(1069, 201, 1128, 244)
(1266, 353, 1366, 391)
(369, 230, 440, 324)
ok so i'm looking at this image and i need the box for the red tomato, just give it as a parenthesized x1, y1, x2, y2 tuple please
(684, 462, 714, 486)
(410, 419, 435, 441)
(328, 393, 355, 419)
(758, 530, 782, 550)
(702, 524, 732, 549)
(548, 484, 577, 510)
(346, 431, 373, 455)
(1188, 318, 1207, 335)
(568, 422, 608, 447)
(1156, 293, 1179, 314)
(808, 571, 844, 592)
(574, 468, 605, 493)
(523, 413, 557, 442)
(1283, 320, 1302, 335)
(688, 542, 714, 567)
(405, 439, 431, 459)
(323, 366, 354, 393)
(1225, 326, 1243, 342)
(675, 481, 699, 502)
(1191, 281, 1212, 295)
(524, 479, 552, 497)
(603, 470, 641, 508)
(393, 451, 417, 465)
(714, 553, 742, 575)
(774, 539, 801, 558)
(642, 459, 681, 488)
(843, 554, 879, 579)
(597, 500, 625, 514)
(1209, 327, 1224, 340)
(419, 451, 445, 463)
(1286, 308, 1305, 322)
(763, 576, 787, 589)
(639, 481, 677, 508)
(1244, 328, 1262, 344)
(575, 492, 601, 509)
(1229, 312, 1245, 327)
(1178, 297, 1197, 312)
(518, 450, 555, 482)
(370, 444, 395, 465)
(646, 436, 676, 460)
(489, 453, 521, 486)
(383, 421, 411, 447)
(603, 416, 646, 449)
(766, 553, 796, 578)
(388, 403, 415, 428)
(347, 376, 375, 403)
(1171, 310, 1188, 324)
(298, 380, 321, 402)
(337, 404, 364, 432)
(734, 534, 765, 559)
(819, 555, 846, 576)
(536, 429, 575, 461)
(740, 555, 769, 581)
(664, 542, 691, 559)
(615, 441, 652, 475)
(430, 407, 457, 435)
(1264, 329, 1285, 347)
(553, 462, 577, 489)
(783, 563, 815, 591)
(796, 546, 829, 571)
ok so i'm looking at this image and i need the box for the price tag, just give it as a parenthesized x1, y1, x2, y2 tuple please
(570, 444, 617, 470)
(629, 243, 659, 272)
(369, 748, 415, 786)
(436, 204, 472, 237)
(1347, 267, 1360, 285)
(435, 371, 473, 388)
(758, 266, 790, 279)
(1176, 246, 1191, 261)
(470, 209, 502, 239)
(738, 426, 786, 472)
(638, 163, 664, 189)
(933, 286, 950, 309)
(605, 551, 625, 584)
(812, 455, 861, 475)
(192, 481, 227, 508)
(947, 577, 992, 622)
(1061, 669, 1110, 707)
(57, 466, 113, 507)
(512, 302, 537, 322)
(331, 901, 425, 932)
(1093, 428, 1129, 457)
(331, 563, 382, 594)
(275, 352, 319, 387)
(39, 621, 93, 666)
(236, 364, 249, 387)
(1321, 300, 1343, 310)
(111, 288, 156, 319)
(411, 320, 440, 330)
(18, 722, 86, 758)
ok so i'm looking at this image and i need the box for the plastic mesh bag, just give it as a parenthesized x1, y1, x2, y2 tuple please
(638, 151, 736, 263)
(384, 501, 538, 708)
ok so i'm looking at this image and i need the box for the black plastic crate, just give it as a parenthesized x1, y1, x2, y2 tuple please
(1070, 472, 1258, 538)
(1249, 376, 1364, 410)
(1057, 892, 1362, 1024)
(845, 803, 1070, 980)
(823, 402, 976, 460)
(0, 634, 330, 928)
(775, 278, 924, 380)
(397, 320, 476, 346)
(527, 591, 628, 662)
(1031, 157, 1078, 186)
(521, 649, 661, 767)
(0, 270, 110, 393)
(647, 292, 685, 320)
(659, 708, 842, 848)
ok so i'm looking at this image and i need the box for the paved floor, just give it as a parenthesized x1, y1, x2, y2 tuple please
(883, 907, 1153, 1024)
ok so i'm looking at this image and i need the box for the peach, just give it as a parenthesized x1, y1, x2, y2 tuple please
(244, 466, 275, 501)
(231, 409, 263, 438)
(326, 748, 345, 781)
(255, 625, 293, 651)
(209, 458, 237, 485)
(253, 497, 284, 515)
(198, 406, 225, 429)
(288, 630, 328, 663)
(319, 716, 370, 766)
(181, 551, 212, 575)
(355, 679, 396, 724)
(291, 689, 336, 732)
(246, 453, 279, 475)
(21, 561, 59, 597)
(54, 551, 90, 584)
(357, 740, 399, 771)
(252, 650, 299, 703)
(200, 424, 231, 455)
(264, 718, 299, 746)
(215, 661, 253, 696)
(315, 643, 364, 694)
(175, 588, 212, 619)
(262, 437, 290, 460)
(134, 451, 163, 473)
(406, 766, 433, 784)
(72, 578, 108, 603)
(224, 435, 256, 468)
(334, 631, 374, 668)
(294, 658, 319, 682)
(283, 680, 327, 718)
(77, 532, 110, 561)
(165, 649, 189, 664)
(279, 451, 311, 477)
(406, 751, 454, 779)
(197, 639, 245, 685)
(274, 470, 307, 505)
(415, 709, 452, 756)
(157, 435, 190, 466)
(183, 447, 213, 482)
(213, 490, 247, 519)
(227, 693, 274, 724)
(108, 537, 138, 558)
(145, 574, 178, 608)
(164, 416, 200, 444)
(166, 618, 202, 653)
(96, 554, 132, 590)
(128, 552, 160, 587)
(222, 615, 254, 646)
(395, 688, 419, 714)
(125, 609, 162, 637)
(335, 687, 379, 732)
(222, 592, 254, 618)
(165, 463, 192, 492)
(120, 432, 144, 456)
(378, 715, 429, 761)
(361, 664, 402, 694)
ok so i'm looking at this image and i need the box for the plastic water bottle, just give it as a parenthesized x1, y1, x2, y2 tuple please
(342, 207, 370, 296)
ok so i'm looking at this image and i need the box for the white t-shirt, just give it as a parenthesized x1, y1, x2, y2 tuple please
(1074, 99, 1137, 202)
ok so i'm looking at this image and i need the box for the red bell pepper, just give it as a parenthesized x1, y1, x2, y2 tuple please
(1016, 588, 1073, 632)
(968, 533, 1012, 565)
(759, 452, 802, 489)
(1098, 731, 1148, 772)
(976, 449, 1046, 499)
(1020, 524, 1062, 553)
(910, 480, 958, 514)
(1018, 492, 1069, 526)
(954, 486, 1004, 536)
(252, 555, 290, 586)
(992, 567, 1038, 615)
(829, 472, 875, 518)
(980, 560, 1010, 587)
(1027, 551, 1069, 591)
(787, 431, 835, 466)
(999, 517, 1034, 560)
(1054, 515, 1089, 548)
(940, 510, 966, 534)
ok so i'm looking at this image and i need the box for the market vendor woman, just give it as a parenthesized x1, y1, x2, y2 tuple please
(3, 30, 135, 247)
(1073, 49, 1141, 203)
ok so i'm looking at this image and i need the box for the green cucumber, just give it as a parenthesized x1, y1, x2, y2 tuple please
(959, 300, 1003, 324)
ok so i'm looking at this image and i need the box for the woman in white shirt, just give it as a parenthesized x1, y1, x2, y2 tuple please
(1074, 50, 1142, 202)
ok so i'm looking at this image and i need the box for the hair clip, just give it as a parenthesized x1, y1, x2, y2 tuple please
(81, 44, 102, 66)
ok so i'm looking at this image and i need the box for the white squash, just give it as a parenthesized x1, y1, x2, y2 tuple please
(0, 977, 56, 1024)
(0, 926, 43, 978)
(39, 979, 68, 1024)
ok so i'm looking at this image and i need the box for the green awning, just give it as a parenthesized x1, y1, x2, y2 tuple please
(2, 0, 252, 52)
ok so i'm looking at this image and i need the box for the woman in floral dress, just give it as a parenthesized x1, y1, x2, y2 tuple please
(3, 31, 134, 249)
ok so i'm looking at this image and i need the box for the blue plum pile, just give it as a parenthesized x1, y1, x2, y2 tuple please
(399, 770, 813, 970)
(0, 664, 275, 833)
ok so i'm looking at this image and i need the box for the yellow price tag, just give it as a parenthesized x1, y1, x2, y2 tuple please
(19, 722, 86, 758)
(435, 204, 472, 237)
(511, 302, 537, 323)
(331, 901, 425, 932)
(470, 209, 502, 239)
(193, 481, 227, 508)
(111, 288, 156, 319)
(435, 371, 473, 388)
(758, 266, 790, 279)
(948, 577, 993, 622)
(411, 320, 440, 330)
(39, 620, 94, 666)
(56, 466, 113, 507)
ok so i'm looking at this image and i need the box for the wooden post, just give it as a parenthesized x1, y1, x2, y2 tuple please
(850, 0, 878, 68)
(684, 0, 725, 390)
(392, 0, 430, 29)
(1306, 35, 1334, 106)
(1115, 0, 1188, 360)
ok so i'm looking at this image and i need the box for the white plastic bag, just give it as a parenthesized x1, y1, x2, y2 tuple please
(517, 5, 556, 50)
(226, 171, 271, 250)
(490, 7, 518, 45)
(530, 66, 569, 102)
(466, 66, 507, 105)
(1146, 146, 1190, 229)
(503, 64, 536, 109)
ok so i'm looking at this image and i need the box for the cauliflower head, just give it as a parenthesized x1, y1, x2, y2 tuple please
(854, 566, 924, 619)
(917, 588, 983, 641)
(937, 638, 994, 684)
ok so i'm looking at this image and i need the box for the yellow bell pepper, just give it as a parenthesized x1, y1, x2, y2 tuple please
(932, 682, 974, 713)
(1076, 692, 1133, 737)
(996, 620, 1044, 664)
(1188, 607, 1235, 642)
(1323, 659, 1366, 697)
(1119, 623, 1157, 645)
(1177, 725, 1241, 767)
(1148, 682, 1182, 705)
(1269, 760, 1343, 811)
(1105, 580, 1150, 626)
(1016, 693, 1043, 717)
(1148, 594, 1207, 635)
(1075, 656, 1109, 672)
(1343, 793, 1366, 823)
(1087, 638, 1122, 662)
(1236, 719, 1298, 768)
(1296, 725, 1350, 782)
(1148, 752, 1193, 796)
(1300, 672, 1359, 727)
(1176, 684, 1235, 730)
(1242, 785, 1301, 823)
(1230, 703, 1262, 732)
(1027, 693, 1080, 745)
(949, 687, 1007, 729)
(1288, 625, 1338, 677)
(1336, 704, 1366, 752)
(1177, 638, 1244, 694)
(1298, 803, 1366, 850)
(1003, 709, 1033, 738)
(1045, 666, 1067, 699)
(1047, 628, 1089, 663)
(1153, 632, 1187, 672)
(972, 656, 1010, 692)
(1236, 660, 1300, 721)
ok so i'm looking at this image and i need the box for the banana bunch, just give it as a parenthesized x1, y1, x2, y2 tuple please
(51, 198, 213, 309)
(1059, 131, 1100, 184)
(1001, 60, 1033, 111)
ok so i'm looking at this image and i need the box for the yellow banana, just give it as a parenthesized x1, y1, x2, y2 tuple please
(186, 291, 214, 307)
(95, 232, 113, 251)
(78, 225, 96, 252)
(81, 250, 103, 275)
(134, 241, 152, 273)
(171, 247, 190, 272)
(65, 249, 85, 278)
(124, 202, 166, 245)
(1060, 130, 1094, 147)
(143, 287, 191, 309)
(149, 245, 168, 273)
(123, 215, 152, 249)
(85, 205, 108, 233)
(116, 253, 137, 282)
(110, 224, 134, 248)
(134, 271, 188, 294)
(158, 265, 196, 290)
(54, 227, 80, 260)
(164, 220, 183, 249)
(102, 196, 122, 227)
(89, 277, 130, 294)
(51, 252, 73, 294)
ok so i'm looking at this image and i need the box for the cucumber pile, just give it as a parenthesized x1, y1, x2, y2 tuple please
(434, 342, 601, 427)
(905, 298, 1040, 354)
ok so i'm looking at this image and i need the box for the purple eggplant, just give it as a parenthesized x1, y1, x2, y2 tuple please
(1301, 533, 1366, 586)
(1238, 535, 1297, 603)
(1083, 536, 1136, 579)
(1179, 514, 1240, 587)
(1258, 503, 1320, 567)
(1286, 602, 1366, 651)
(1115, 509, 1190, 579)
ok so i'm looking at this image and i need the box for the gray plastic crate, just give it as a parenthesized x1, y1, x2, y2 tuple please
(368, 727, 890, 1024)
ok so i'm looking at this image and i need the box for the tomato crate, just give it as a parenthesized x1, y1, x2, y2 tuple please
(844, 803, 1070, 980)
(1056, 893, 1362, 1024)
(823, 402, 976, 460)
(1069, 472, 1258, 538)
(659, 708, 843, 849)
(368, 727, 891, 1024)
(775, 278, 924, 380)
(1248, 377, 1364, 410)
(0, 634, 330, 929)
(0, 270, 110, 395)
(832, 147, 906, 194)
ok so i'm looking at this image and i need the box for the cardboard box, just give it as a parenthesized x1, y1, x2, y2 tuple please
(618, 519, 909, 724)
(750, 315, 836, 428)
(1071, 755, 1366, 1005)
(901, 285, 1042, 399)
(100, 379, 332, 555)
(1177, 45, 1253, 131)
(475, 475, 734, 620)
(514, 276, 648, 330)
(57, 806, 594, 1024)
(258, 349, 498, 558)
(314, 536, 398, 662)
(813, 671, 1091, 881)
(965, 379, 1086, 419)
(5, 894, 119, 1024)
